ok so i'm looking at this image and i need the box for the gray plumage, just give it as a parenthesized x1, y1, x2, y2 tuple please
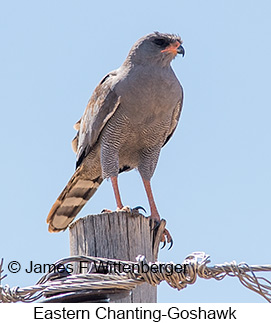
(47, 32, 184, 233)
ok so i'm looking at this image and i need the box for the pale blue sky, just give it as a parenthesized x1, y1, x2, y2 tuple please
(1, 0, 271, 302)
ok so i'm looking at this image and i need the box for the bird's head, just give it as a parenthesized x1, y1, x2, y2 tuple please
(126, 32, 185, 67)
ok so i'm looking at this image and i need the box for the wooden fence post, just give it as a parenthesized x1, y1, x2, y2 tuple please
(69, 210, 165, 303)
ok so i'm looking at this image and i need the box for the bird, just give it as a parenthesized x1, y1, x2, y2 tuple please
(47, 32, 184, 246)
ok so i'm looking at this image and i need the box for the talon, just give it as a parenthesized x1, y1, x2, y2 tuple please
(133, 206, 147, 213)
(168, 238, 173, 250)
(101, 208, 112, 213)
(149, 216, 173, 250)
(151, 219, 160, 231)
(164, 228, 173, 250)
(161, 240, 166, 249)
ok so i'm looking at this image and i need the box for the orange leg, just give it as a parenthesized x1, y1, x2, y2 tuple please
(142, 178, 160, 221)
(142, 178, 172, 248)
(111, 176, 124, 210)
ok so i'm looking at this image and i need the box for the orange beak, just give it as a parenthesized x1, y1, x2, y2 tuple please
(161, 41, 184, 56)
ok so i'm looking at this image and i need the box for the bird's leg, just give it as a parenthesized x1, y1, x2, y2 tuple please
(142, 178, 160, 221)
(142, 178, 173, 247)
(102, 176, 132, 214)
(111, 176, 124, 210)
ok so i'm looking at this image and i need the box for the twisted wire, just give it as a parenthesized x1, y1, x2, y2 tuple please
(1, 252, 271, 303)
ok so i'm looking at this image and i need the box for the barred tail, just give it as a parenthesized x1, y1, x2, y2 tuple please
(47, 167, 103, 232)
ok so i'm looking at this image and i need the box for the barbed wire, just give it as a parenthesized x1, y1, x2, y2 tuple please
(0, 252, 271, 303)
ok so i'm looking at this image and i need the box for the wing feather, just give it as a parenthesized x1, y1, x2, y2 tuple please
(75, 72, 121, 167)
(163, 87, 184, 147)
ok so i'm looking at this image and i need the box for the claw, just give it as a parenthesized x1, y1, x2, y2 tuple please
(161, 240, 166, 249)
(133, 206, 147, 213)
(154, 225, 173, 250)
(163, 228, 173, 250)
(168, 238, 173, 250)
(101, 208, 112, 213)
(151, 220, 160, 231)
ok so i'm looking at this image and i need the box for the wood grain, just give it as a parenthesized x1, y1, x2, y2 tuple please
(69, 210, 165, 302)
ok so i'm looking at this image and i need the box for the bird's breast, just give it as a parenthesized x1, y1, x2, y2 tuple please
(115, 66, 181, 126)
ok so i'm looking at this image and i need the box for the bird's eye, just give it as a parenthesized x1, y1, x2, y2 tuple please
(153, 38, 169, 48)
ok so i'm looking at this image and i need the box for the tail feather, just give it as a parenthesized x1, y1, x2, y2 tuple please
(47, 167, 103, 232)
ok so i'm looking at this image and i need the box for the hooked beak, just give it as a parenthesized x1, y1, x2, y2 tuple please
(177, 44, 185, 57)
(161, 41, 185, 57)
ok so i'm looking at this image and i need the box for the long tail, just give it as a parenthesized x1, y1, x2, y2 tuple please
(47, 167, 103, 232)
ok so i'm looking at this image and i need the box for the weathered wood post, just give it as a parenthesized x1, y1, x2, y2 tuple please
(69, 210, 165, 302)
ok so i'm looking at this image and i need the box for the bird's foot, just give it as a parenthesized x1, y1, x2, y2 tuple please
(126, 206, 146, 217)
(101, 208, 113, 213)
(101, 206, 146, 216)
(116, 205, 131, 212)
(150, 218, 173, 250)
(128, 206, 146, 217)
(133, 205, 147, 213)
(160, 227, 173, 250)
(101, 206, 131, 213)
